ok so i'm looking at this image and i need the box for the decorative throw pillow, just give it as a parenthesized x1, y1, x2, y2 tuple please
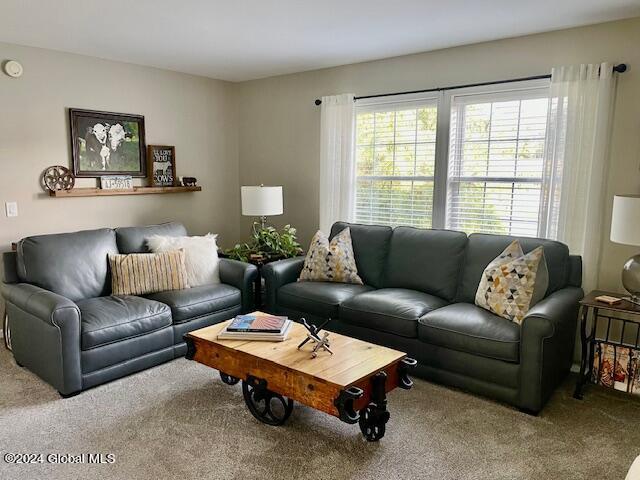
(147, 234, 220, 287)
(109, 250, 189, 296)
(298, 228, 363, 284)
(475, 240, 549, 324)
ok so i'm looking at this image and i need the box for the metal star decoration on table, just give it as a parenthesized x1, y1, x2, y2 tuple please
(297, 318, 333, 358)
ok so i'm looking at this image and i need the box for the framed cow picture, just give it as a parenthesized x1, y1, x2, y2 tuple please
(69, 108, 146, 177)
(147, 145, 176, 186)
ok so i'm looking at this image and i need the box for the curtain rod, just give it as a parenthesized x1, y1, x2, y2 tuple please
(313, 63, 627, 105)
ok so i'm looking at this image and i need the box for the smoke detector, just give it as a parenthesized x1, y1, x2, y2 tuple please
(4, 60, 23, 78)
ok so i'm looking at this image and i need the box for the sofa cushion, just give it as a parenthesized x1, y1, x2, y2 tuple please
(145, 284, 241, 323)
(330, 222, 392, 288)
(109, 250, 189, 296)
(77, 295, 172, 350)
(475, 241, 548, 324)
(17, 228, 118, 301)
(418, 303, 520, 362)
(385, 227, 468, 301)
(115, 222, 187, 254)
(299, 228, 363, 284)
(341, 288, 449, 338)
(457, 234, 570, 304)
(277, 281, 373, 318)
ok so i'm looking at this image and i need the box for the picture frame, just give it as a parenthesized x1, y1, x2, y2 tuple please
(69, 108, 146, 177)
(147, 145, 176, 187)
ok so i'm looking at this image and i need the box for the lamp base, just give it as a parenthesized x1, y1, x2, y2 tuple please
(622, 254, 640, 303)
(623, 295, 640, 307)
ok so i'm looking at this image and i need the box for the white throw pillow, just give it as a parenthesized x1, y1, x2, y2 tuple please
(147, 234, 220, 287)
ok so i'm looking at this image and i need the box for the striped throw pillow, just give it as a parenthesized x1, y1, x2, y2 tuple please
(109, 250, 189, 296)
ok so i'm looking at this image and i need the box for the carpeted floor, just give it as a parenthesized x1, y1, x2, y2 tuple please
(1, 348, 639, 480)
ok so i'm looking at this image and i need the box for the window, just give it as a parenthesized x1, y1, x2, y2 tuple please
(446, 87, 550, 236)
(354, 96, 438, 228)
(352, 80, 552, 236)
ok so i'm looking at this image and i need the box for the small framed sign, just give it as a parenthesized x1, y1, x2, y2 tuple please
(147, 145, 176, 187)
(100, 175, 134, 190)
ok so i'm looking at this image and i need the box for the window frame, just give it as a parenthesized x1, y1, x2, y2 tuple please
(353, 78, 551, 234)
(354, 92, 440, 229)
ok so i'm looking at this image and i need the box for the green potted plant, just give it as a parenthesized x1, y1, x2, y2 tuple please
(225, 223, 303, 263)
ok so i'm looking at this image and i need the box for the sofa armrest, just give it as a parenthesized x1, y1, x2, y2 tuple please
(2, 283, 80, 326)
(1, 283, 82, 395)
(518, 286, 584, 412)
(2, 251, 18, 284)
(262, 256, 305, 312)
(218, 258, 258, 312)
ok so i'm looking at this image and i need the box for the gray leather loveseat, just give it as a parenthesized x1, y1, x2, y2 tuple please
(263, 222, 583, 413)
(2, 222, 257, 396)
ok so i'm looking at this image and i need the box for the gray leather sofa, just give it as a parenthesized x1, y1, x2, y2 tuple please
(1, 222, 257, 396)
(263, 222, 584, 413)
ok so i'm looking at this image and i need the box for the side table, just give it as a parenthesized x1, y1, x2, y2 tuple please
(218, 253, 285, 310)
(574, 290, 640, 399)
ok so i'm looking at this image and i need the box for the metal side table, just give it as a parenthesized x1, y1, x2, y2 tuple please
(574, 290, 640, 399)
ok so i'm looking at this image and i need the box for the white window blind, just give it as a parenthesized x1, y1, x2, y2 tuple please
(354, 97, 438, 228)
(445, 86, 550, 236)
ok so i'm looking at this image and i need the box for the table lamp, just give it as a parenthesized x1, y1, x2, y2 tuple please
(241, 185, 283, 228)
(610, 194, 640, 305)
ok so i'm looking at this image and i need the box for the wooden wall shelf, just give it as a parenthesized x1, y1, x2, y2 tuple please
(49, 186, 202, 197)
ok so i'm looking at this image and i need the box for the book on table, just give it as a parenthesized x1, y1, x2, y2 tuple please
(217, 313, 292, 342)
(226, 313, 288, 333)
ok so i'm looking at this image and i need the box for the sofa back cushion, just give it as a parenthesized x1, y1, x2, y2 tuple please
(457, 233, 570, 304)
(330, 222, 392, 288)
(385, 227, 468, 301)
(115, 222, 187, 253)
(17, 228, 118, 301)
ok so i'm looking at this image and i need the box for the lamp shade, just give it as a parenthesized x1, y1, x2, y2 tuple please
(611, 195, 640, 246)
(241, 186, 283, 217)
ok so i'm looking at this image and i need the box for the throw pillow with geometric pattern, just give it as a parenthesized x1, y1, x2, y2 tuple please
(298, 228, 363, 284)
(475, 240, 549, 324)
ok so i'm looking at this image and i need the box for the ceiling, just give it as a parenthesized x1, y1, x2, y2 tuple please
(1, 0, 639, 82)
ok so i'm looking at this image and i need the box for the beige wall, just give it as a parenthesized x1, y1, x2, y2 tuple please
(0, 42, 241, 254)
(2, 17, 640, 295)
(237, 17, 640, 293)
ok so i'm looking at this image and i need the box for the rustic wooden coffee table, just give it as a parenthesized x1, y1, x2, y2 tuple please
(184, 314, 416, 441)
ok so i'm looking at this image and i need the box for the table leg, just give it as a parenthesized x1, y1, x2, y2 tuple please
(3, 304, 11, 351)
(254, 275, 262, 309)
(573, 305, 590, 399)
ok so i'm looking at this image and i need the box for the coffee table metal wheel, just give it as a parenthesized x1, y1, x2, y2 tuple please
(242, 376, 294, 426)
(358, 404, 390, 441)
(219, 372, 240, 385)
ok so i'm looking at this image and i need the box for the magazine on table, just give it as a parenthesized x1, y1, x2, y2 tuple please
(217, 320, 292, 342)
(593, 343, 638, 393)
(630, 349, 640, 396)
(226, 313, 289, 333)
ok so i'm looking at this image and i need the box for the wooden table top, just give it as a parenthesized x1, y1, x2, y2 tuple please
(186, 318, 406, 389)
(581, 290, 640, 314)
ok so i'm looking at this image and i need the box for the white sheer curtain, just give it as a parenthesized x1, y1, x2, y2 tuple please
(319, 94, 356, 234)
(538, 63, 617, 290)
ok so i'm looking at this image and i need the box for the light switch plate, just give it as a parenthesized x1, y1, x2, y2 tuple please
(5, 202, 18, 217)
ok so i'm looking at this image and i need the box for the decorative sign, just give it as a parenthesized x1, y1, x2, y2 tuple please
(147, 145, 176, 187)
(100, 175, 134, 190)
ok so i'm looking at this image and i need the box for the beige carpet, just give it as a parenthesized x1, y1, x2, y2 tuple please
(1, 347, 639, 480)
